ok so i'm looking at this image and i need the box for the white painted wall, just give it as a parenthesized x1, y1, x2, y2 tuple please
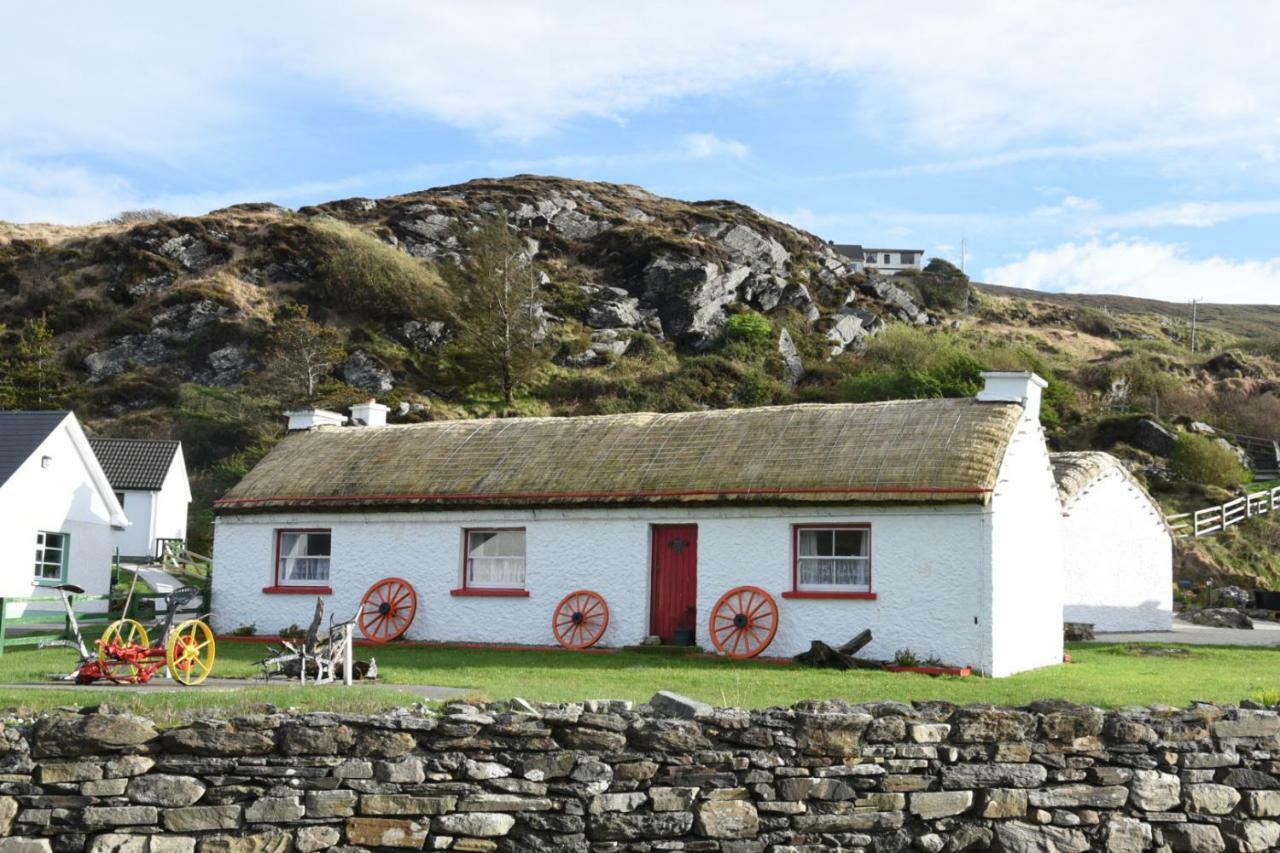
(109, 449, 191, 560)
(1062, 470, 1173, 631)
(986, 405, 1066, 677)
(213, 504, 996, 670)
(0, 418, 123, 613)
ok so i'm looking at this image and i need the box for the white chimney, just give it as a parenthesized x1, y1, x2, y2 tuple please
(284, 408, 347, 431)
(977, 371, 1047, 421)
(350, 399, 389, 428)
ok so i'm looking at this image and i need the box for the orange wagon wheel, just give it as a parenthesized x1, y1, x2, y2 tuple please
(709, 585, 779, 659)
(358, 577, 418, 643)
(552, 590, 609, 650)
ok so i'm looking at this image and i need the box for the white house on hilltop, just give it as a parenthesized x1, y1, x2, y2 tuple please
(1053, 452, 1173, 632)
(88, 437, 191, 561)
(213, 372, 1075, 676)
(830, 243, 925, 276)
(0, 411, 128, 607)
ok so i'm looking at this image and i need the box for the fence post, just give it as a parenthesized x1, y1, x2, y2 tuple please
(0, 598, 7, 656)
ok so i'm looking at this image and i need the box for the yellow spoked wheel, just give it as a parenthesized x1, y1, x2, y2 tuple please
(166, 619, 216, 685)
(97, 619, 150, 683)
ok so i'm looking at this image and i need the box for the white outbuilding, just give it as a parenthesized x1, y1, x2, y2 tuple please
(0, 411, 129, 609)
(1052, 451, 1173, 632)
(213, 372, 1071, 676)
(88, 438, 191, 561)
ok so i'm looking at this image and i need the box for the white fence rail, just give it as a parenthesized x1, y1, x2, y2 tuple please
(1167, 486, 1280, 538)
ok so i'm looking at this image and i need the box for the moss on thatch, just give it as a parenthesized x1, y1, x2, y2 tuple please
(217, 399, 1023, 512)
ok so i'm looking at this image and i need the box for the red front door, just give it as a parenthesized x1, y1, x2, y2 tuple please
(650, 524, 698, 643)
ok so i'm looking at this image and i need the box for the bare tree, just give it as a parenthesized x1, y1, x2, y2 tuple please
(447, 218, 544, 406)
(260, 306, 346, 404)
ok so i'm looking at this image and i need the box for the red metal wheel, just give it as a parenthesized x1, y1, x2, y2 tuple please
(552, 590, 609, 650)
(709, 585, 779, 659)
(358, 577, 418, 643)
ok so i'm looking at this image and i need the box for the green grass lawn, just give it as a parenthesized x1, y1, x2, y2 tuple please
(0, 639, 1275, 718)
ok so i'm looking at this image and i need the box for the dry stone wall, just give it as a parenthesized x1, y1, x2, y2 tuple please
(1, 694, 1278, 852)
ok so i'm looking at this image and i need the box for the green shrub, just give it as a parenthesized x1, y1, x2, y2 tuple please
(839, 369, 944, 403)
(1170, 434, 1249, 488)
(723, 312, 772, 344)
(308, 217, 449, 318)
(915, 259, 973, 312)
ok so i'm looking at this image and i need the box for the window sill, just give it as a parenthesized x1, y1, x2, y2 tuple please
(450, 588, 530, 597)
(782, 591, 877, 600)
(262, 585, 333, 595)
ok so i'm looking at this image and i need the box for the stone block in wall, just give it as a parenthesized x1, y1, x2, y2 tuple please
(161, 723, 274, 758)
(82, 807, 158, 828)
(359, 794, 458, 816)
(1183, 783, 1242, 815)
(162, 806, 242, 833)
(909, 790, 973, 819)
(0, 840, 53, 853)
(941, 763, 1049, 789)
(993, 821, 1090, 852)
(196, 831, 291, 853)
(30, 714, 157, 758)
(1130, 770, 1182, 811)
(694, 800, 759, 839)
(126, 775, 206, 807)
(38, 762, 103, 784)
(588, 811, 693, 841)
(431, 813, 515, 837)
(345, 817, 430, 848)
(1162, 822, 1227, 852)
(294, 827, 340, 853)
(1028, 784, 1129, 808)
(305, 789, 358, 818)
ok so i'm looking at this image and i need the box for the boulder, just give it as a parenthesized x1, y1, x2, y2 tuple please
(83, 335, 171, 382)
(1133, 419, 1177, 457)
(585, 286, 645, 329)
(341, 351, 395, 394)
(778, 328, 804, 385)
(397, 320, 448, 352)
(641, 255, 749, 349)
(198, 345, 253, 387)
(1178, 608, 1253, 630)
(827, 315, 871, 355)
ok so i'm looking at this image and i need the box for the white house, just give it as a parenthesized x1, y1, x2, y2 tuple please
(88, 438, 191, 561)
(831, 244, 925, 276)
(0, 412, 129, 608)
(213, 373, 1067, 677)
(1052, 451, 1173, 632)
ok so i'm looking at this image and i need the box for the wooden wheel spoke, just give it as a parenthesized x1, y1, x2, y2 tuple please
(709, 586, 778, 659)
(552, 590, 608, 649)
(359, 578, 417, 643)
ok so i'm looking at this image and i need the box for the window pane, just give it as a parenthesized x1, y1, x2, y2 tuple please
(816, 530, 834, 557)
(466, 530, 526, 588)
(468, 531, 496, 556)
(834, 530, 866, 557)
(280, 533, 302, 558)
(798, 530, 817, 556)
(306, 533, 331, 557)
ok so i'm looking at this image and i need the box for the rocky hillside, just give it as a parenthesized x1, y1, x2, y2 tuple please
(2, 175, 1278, 586)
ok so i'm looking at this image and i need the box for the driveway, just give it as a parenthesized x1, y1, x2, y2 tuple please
(1091, 619, 1280, 648)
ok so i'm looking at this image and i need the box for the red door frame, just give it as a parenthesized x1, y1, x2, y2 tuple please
(649, 524, 698, 643)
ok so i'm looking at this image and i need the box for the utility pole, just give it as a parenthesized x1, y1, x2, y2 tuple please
(1190, 299, 1199, 354)
(960, 238, 966, 274)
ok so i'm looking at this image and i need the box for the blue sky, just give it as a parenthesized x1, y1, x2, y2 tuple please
(4, 2, 1280, 303)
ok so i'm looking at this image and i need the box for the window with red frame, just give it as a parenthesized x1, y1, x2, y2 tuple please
(276, 529, 331, 586)
(463, 528, 526, 590)
(794, 526, 870, 593)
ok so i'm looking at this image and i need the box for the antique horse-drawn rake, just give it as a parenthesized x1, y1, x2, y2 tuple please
(44, 580, 216, 686)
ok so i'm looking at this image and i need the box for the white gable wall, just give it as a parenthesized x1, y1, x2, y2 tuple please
(1062, 471, 1173, 631)
(109, 448, 191, 560)
(985, 404, 1065, 677)
(0, 418, 123, 608)
(212, 503, 993, 669)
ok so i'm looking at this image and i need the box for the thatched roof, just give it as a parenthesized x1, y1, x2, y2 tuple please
(216, 400, 1024, 513)
(1051, 451, 1153, 507)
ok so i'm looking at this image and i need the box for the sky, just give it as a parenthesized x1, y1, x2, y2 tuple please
(3, 2, 1280, 303)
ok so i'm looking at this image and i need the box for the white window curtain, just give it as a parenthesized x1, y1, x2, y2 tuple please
(467, 530, 526, 588)
(797, 528, 870, 590)
(278, 531, 331, 583)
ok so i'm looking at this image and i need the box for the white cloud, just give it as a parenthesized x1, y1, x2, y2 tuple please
(1091, 199, 1280, 230)
(5, 2, 1280, 153)
(983, 239, 1280, 304)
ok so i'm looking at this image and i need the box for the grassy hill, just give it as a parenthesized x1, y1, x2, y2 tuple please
(2, 175, 1278, 588)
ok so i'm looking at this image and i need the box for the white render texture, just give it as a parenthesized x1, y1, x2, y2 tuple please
(1061, 469, 1173, 632)
(108, 449, 190, 560)
(0, 417, 123, 612)
(212, 504, 993, 669)
(985, 394, 1065, 677)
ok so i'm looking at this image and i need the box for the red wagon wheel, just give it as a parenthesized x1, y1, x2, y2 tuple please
(709, 585, 779, 659)
(552, 590, 609, 650)
(358, 577, 418, 643)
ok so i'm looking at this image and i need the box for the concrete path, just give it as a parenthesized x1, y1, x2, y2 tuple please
(1090, 619, 1280, 648)
(4, 677, 471, 701)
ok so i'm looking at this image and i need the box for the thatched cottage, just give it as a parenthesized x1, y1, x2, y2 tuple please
(1053, 451, 1173, 632)
(214, 372, 1128, 676)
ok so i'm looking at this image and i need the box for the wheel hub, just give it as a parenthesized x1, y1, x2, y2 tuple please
(571, 611, 584, 624)
(733, 613, 749, 629)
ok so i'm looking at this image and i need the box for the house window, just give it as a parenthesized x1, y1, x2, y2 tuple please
(114, 492, 126, 508)
(34, 531, 68, 585)
(464, 529, 526, 589)
(794, 525, 871, 592)
(883, 253, 892, 264)
(276, 530, 331, 585)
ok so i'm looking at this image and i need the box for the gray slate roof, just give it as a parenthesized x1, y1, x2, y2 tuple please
(831, 243, 865, 261)
(0, 411, 70, 490)
(88, 438, 181, 491)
